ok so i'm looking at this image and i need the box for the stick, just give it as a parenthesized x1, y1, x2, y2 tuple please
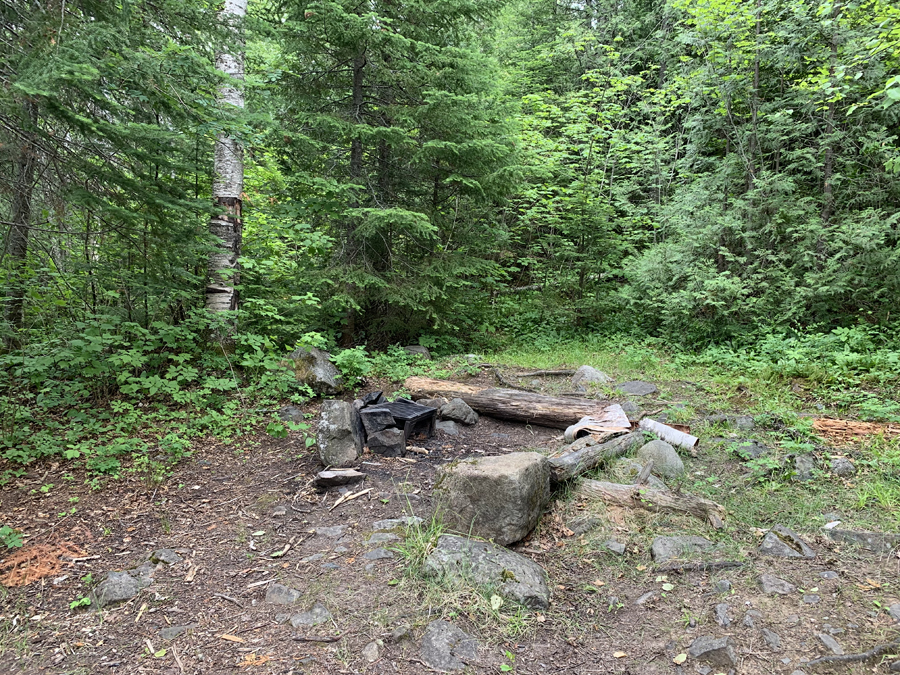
(548, 432, 644, 482)
(329, 488, 372, 511)
(492, 368, 535, 392)
(806, 641, 900, 667)
(213, 593, 243, 607)
(635, 460, 654, 486)
(655, 561, 744, 573)
(515, 370, 577, 377)
(293, 632, 347, 643)
(578, 479, 726, 528)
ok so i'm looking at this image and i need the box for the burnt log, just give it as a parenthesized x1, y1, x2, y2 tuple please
(404, 377, 611, 429)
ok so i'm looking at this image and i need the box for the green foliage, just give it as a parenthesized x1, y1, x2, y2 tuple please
(0, 525, 23, 550)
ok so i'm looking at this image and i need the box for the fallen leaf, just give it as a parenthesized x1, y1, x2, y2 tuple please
(613, 651, 627, 658)
(636, 565, 647, 571)
(591, 579, 606, 587)
(535, 614, 545, 622)
(673, 653, 687, 664)
(220, 634, 245, 643)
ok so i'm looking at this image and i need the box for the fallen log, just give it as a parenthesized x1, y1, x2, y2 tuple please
(548, 432, 644, 483)
(578, 479, 726, 529)
(404, 377, 611, 429)
(514, 370, 577, 377)
(639, 418, 699, 450)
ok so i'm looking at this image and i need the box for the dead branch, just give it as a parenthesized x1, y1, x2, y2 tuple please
(578, 479, 726, 529)
(548, 432, 644, 482)
(293, 631, 348, 643)
(515, 370, 577, 377)
(806, 641, 900, 667)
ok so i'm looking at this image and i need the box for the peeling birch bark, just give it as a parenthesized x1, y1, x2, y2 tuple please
(206, 0, 247, 315)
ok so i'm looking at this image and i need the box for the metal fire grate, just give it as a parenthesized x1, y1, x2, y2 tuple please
(367, 398, 436, 443)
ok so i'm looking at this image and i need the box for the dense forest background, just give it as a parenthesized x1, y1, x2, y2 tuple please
(1, 0, 899, 469)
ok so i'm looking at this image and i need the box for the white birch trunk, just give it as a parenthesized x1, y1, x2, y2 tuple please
(206, 0, 247, 314)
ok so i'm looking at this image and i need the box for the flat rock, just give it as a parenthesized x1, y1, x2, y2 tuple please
(758, 574, 795, 595)
(149, 548, 182, 565)
(817, 633, 843, 655)
(286, 346, 342, 395)
(830, 458, 856, 476)
(359, 407, 396, 436)
(820, 571, 839, 579)
(362, 640, 381, 663)
(435, 420, 459, 436)
(758, 524, 816, 558)
(434, 452, 550, 545)
(604, 539, 626, 555)
(316, 469, 365, 488)
(688, 635, 737, 668)
(364, 532, 399, 546)
(419, 620, 477, 671)
(93, 571, 151, 608)
(439, 398, 478, 425)
(635, 440, 684, 478)
(617, 380, 658, 396)
(368, 428, 405, 457)
(290, 603, 331, 627)
(424, 534, 551, 610)
(650, 535, 713, 563)
(363, 548, 395, 560)
(572, 366, 613, 386)
(824, 528, 900, 553)
(265, 582, 301, 605)
(318, 400, 362, 467)
(888, 603, 900, 623)
(159, 623, 198, 640)
(762, 628, 781, 650)
(315, 525, 346, 538)
(373, 516, 423, 531)
(803, 594, 820, 604)
(567, 516, 603, 536)
(731, 439, 768, 460)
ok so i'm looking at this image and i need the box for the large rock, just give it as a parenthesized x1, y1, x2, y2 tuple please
(635, 440, 684, 478)
(650, 535, 713, 563)
(758, 524, 816, 558)
(688, 635, 737, 668)
(404, 345, 432, 360)
(419, 620, 477, 671)
(616, 381, 658, 396)
(286, 346, 342, 395)
(572, 366, 613, 387)
(317, 400, 362, 467)
(424, 535, 551, 610)
(434, 453, 550, 545)
(93, 570, 151, 608)
(825, 529, 900, 553)
(368, 428, 406, 457)
(439, 398, 478, 425)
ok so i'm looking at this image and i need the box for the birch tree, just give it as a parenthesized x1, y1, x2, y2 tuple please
(206, 0, 247, 315)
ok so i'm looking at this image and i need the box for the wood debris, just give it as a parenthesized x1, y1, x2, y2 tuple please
(0, 540, 86, 587)
(813, 418, 900, 445)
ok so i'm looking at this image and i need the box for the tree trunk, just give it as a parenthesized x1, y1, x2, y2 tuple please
(578, 479, 726, 528)
(5, 100, 39, 336)
(206, 0, 247, 315)
(404, 377, 615, 429)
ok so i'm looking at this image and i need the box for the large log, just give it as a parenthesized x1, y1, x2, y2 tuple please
(548, 432, 643, 483)
(578, 479, 726, 529)
(404, 377, 609, 429)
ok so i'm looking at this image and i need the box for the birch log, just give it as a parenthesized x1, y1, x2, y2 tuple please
(548, 432, 644, 482)
(578, 479, 726, 528)
(639, 418, 699, 450)
(206, 0, 247, 314)
(404, 377, 610, 428)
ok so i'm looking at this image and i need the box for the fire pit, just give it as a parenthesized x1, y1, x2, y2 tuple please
(360, 397, 436, 444)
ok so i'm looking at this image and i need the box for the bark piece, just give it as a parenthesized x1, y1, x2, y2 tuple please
(577, 479, 726, 528)
(563, 405, 630, 443)
(639, 418, 699, 450)
(548, 432, 644, 483)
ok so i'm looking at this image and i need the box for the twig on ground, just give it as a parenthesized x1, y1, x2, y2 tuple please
(213, 593, 243, 607)
(293, 631, 348, 643)
(806, 641, 900, 667)
(515, 370, 577, 377)
(654, 561, 744, 573)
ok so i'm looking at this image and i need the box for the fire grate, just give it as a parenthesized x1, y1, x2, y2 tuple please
(365, 398, 436, 443)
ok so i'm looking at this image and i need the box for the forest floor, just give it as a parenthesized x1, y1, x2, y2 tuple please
(1, 362, 900, 675)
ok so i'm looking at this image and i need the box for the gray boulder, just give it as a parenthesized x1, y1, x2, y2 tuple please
(93, 570, 151, 608)
(424, 535, 551, 610)
(572, 366, 613, 387)
(650, 535, 713, 563)
(419, 620, 477, 671)
(689, 635, 736, 668)
(794, 454, 816, 480)
(831, 458, 856, 476)
(435, 420, 459, 436)
(278, 405, 304, 422)
(758, 524, 816, 558)
(616, 381, 658, 396)
(368, 428, 406, 457)
(731, 439, 768, 460)
(434, 452, 550, 545)
(635, 440, 684, 478)
(439, 398, 478, 425)
(824, 529, 900, 553)
(403, 345, 432, 360)
(286, 346, 342, 395)
(317, 400, 362, 467)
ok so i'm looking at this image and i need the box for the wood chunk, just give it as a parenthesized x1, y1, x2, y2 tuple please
(578, 479, 726, 528)
(315, 469, 365, 488)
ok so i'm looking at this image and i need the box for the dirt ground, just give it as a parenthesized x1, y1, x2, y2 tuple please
(1, 372, 899, 675)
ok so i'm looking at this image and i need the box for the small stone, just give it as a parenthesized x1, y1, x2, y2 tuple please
(572, 366, 613, 386)
(688, 635, 737, 668)
(316, 469, 365, 488)
(823, 624, 844, 636)
(794, 454, 815, 481)
(159, 624, 198, 640)
(265, 583, 301, 605)
(439, 398, 478, 425)
(315, 525, 346, 538)
(568, 516, 603, 536)
(416, 398, 446, 409)
(272, 504, 288, 517)
(803, 594, 820, 604)
(758, 524, 816, 558)
(784, 614, 800, 626)
(634, 591, 657, 605)
(273, 613, 291, 624)
(278, 404, 304, 421)
(290, 603, 331, 627)
(817, 633, 843, 655)
(713, 579, 732, 594)
(620, 401, 640, 420)
(435, 420, 459, 436)
(889, 661, 900, 673)
(743, 610, 762, 628)
(93, 571, 151, 608)
(732, 439, 768, 460)
(714, 603, 731, 627)
(420, 620, 478, 671)
(635, 440, 684, 478)
(830, 458, 856, 476)
(603, 539, 626, 555)
(762, 629, 781, 650)
(617, 381, 658, 396)
(301, 553, 324, 563)
(650, 535, 713, 563)
(390, 625, 411, 641)
(363, 548, 395, 560)
(320, 562, 339, 570)
(697, 667, 711, 675)
(362, 640, 381, 663)
(820, 571, 839, 580)
(825, 528, 900, 553)
(364, 533, 400, 546)
(888, 603, 900, 623)
(734, 415, 755, 430)
(758, 574, 795, 595)
(791, 671, 807, 675)
(372, 516, 423, 531)
(149, 549, 182, 565)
